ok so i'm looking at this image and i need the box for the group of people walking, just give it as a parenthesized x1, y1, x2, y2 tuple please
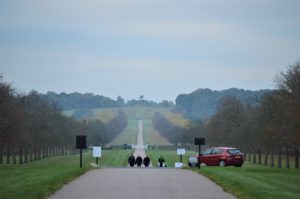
(128, 153, 166, 168)
(128, 153, 150, 167)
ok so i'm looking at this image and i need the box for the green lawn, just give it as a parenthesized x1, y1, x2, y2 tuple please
(147, 149, 197, 167)
(196, 162, 300, 199)
(0, 149, 132, 199)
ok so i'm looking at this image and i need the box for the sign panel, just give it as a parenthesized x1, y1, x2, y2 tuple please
(175, 162, 183, 168)
(76, 135, 87, 149)
(194, 138, 205, 145)
(177, 148, 186, 155)
(93, 147, 101, 157)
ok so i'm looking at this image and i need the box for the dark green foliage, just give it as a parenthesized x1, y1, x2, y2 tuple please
(74, 110, 127, 147)
(102, 110, 128, 145)
(176, 88, 269, 120)
(126, 99, 158, 106)
(152, 112, 185, 145)
(43, 91, 119, 110)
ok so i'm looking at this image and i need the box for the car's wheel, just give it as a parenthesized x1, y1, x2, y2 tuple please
(188, 162, 192, 166)
(218, 160, 226, 167)
(234, 164, 242, 167)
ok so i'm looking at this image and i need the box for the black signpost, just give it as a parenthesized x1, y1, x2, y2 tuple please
(194, 137, 205, 169)
(76, 135, 86, 168)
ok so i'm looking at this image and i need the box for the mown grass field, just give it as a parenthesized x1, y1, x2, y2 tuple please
(0, 149, 132, 199)
(197, 162, 300, 199)
(147, 149, 197, 167)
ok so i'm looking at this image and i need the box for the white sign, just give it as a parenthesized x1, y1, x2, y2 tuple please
(93, 147, 101, 157)
(177, 148, 186, 155)
(175, 162, 183, 168)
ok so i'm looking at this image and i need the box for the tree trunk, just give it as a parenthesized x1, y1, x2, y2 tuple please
(295, 148, 299, 169)
(253, 148, 257, 164)
(42, 148, 46, 159)
(53, 146, 56, 156)
(286, 147, 290, 169)
(278, 147, 282, 168)
(38, 148, 41, 160)
(34, 148, 37, 161)
(24, 148, 28, 163)
(19, 147, 23, 164)
(258, 149, 262, 165)
(248, 149, 252, 162)
(30, 148, 33, 162)
(6, 147, 10, 164)
(271, 150, 274, 167)
(264, 152, 268, 166)
(50, 146, 53, 156)
(46, 147, 49, 157)
(13, 148, 16, 164)
(0, 147, 3, 164)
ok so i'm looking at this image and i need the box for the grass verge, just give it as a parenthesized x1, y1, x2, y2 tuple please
(0, 149, 132, 199)
(196, 162, 300, 199)
(147, 149, 197, 167)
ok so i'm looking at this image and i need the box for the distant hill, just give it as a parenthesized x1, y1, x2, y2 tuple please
(42, 91, 119, 110)
(175, 88, 270, 120)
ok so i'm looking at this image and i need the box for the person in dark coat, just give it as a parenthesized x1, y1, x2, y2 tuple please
(143, 156, 150, 167)
(136, 155, 143, 167)
(128, 153, 135, 167)
(158, 155, 165, 167)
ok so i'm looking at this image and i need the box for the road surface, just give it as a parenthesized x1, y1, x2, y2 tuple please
(48, 168, 236, 199)
(132, 119, 153, 167)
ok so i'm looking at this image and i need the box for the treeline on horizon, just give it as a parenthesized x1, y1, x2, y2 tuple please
(0, 78, 127, 164)
(43, 86, 268, 122)
(153, 61, 300, 168)
(43, 92, 174, 110)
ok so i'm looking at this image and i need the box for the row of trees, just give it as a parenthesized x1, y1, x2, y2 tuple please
(175, 87, 267, 120)
(204, 62, 299, 168)
(44, 92, 175, 111)
(152, 112, 185, 144)
(85, 110, 127, 146)
(153, 62, 300, 168)
(0, 78, 127, 164)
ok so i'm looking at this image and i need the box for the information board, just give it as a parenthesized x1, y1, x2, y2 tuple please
(93, 147, 101, 157)
(177, 148, 186, 155)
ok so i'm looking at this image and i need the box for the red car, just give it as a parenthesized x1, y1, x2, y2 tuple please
(189, 147, 244, 167)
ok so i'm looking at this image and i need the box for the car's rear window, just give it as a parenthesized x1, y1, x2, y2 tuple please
(227, 149, 242, 155)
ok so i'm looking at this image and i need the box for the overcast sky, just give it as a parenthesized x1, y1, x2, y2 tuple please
(1, 0, 299, 102)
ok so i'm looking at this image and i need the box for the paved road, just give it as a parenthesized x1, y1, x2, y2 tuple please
(132, 119, 153, 167)
(48, 168, 236, 199)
